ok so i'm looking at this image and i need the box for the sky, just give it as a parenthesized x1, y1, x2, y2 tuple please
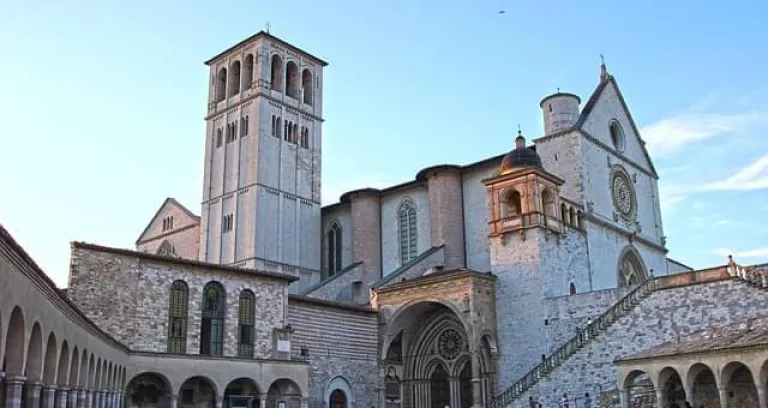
(1, 0, 767, 287)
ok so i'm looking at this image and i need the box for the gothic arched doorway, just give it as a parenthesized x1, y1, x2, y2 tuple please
(430, 365, 449, 408)
(329, 389, 347, 408)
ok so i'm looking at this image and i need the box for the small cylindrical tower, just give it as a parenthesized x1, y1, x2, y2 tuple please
(416, 165, 466, 270)
(341, 188, 382, 283)
(540, 92, 581, 135)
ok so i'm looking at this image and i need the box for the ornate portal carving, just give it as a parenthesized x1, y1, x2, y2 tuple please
(437, 328, 463, 360)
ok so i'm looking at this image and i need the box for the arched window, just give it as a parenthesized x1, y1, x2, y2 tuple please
(243, 54, 254, 89)
(610, 120, 626, 152)
(328, 222, 342, 275)
(569, 282, 577, 295)
(270, 54, 283, 92)
(276, 117, 282, 138)
(561, 203, 569, 224)
(285, 61, 299, 98)
(330, 390, 347, 408)
(302, 69, 313, 105)
(292, 123, 298, 143)
(577, 211, 584, 229)
(271, 115, 276, 137)
(541, 188, 556, 217)
(229, 61, 241, 97)
(398, 199, 418, 264)
(167, 280, 188, 354)
(200, 282, 225, 356)
(503, 190, 522, 218)
(156, 240, 176, 257)
(237, 290, 255, 358)
(300, 127, 309, 148)
(570, 208, 577, 227)
(215, 67, 227, 102)
(618, 250, 646, 287)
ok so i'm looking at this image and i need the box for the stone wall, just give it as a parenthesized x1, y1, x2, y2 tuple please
(286, 297, 378, 408)
(508, 277, 768, 408)
(68, 243, 291, 358)
(544, 287, 631, 354)
(301, 262, 364, 303)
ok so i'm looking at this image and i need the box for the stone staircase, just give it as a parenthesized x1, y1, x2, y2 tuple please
(490, 260, 765, 408)
(489, 277, 660, 408)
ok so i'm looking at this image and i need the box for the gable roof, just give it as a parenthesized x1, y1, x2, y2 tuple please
(135, 197, 200, 245)
(576, 75, 659, 178)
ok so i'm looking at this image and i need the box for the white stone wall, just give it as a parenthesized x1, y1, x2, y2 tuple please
(68, 245, 289, 359)
(536, 132, 584, 203)
(584, 224, 666, 290)
(380, 185, 431, 275)
(540, 229, 591, 298)
(461, 162, 498, 272)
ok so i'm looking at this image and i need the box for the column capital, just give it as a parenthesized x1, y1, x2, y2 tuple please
(56, 387, 71, 392)
(27, 381, 44, 389)
(42, 385, 58, 391)
(4, 375, 27, 385)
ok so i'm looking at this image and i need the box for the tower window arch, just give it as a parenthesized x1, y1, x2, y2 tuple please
(569, 282, 577, 295)
(618, 249, 646, 287)
(242, 54, 254, 89)
(285, 61, 299, 98)
(228, 60, 241, 97)
(167, 280, 188, 354)
(302, 69, 313, 105)
(502, 189, 522, 218)
(200, 281, 226, 356)
(328, 222, 342, 275)
(237, 289, 255, 358)
(561, 203, 569, 225)
(398, 199, 418, 264)
(215, 67, 227, 102)
(270, 54, 284, 92)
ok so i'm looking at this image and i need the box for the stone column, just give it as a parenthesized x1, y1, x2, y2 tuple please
(718, 388, 729, 408)
(26, 381, 44, 408)
(77, 389, 87, 408)
(216, 396, 224, 408)
(170, 394, 179, 408)
(655, 389, 665, 408)
(0, 372, 6, 408)
(470, 354, 482, 408)
(259, 398, 266, 408)
(55, 387, 69, 408)
(420, 165, 466, 269)
(86, 389, 95, 408)
(619, 389, 630, 408)
(68, 388, 80, 408)
(4, 376, 26, 408)
(101, 390, 108, 408)
(300, 398, 309, 408)
(448, 377, 459, 408)
(42, 385, 58, 408)
(756, 384, 767, 408)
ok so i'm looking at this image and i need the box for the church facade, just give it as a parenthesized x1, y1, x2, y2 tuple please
(3, 30, 768, 408)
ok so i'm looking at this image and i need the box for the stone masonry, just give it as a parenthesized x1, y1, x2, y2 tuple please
(67, 242, 293, 358)
(508, 274, 768, 408)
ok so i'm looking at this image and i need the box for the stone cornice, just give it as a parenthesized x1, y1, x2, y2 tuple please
(135, 223, 198, 246)
(374, 268, 496, 295)
(205, 89, 323, 122)
(130, 350, 313, 365)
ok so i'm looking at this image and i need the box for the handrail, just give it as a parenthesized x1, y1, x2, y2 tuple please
(489, 277, 659, 408)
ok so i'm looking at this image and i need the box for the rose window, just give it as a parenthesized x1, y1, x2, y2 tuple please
(437, 329, 463, 360)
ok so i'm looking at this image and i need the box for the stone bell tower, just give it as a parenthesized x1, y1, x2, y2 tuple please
(484, 132, 579, 385)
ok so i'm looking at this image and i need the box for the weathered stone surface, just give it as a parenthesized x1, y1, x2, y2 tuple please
(68, 243, 290, 358)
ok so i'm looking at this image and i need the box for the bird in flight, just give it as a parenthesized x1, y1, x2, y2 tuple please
(499, 10, 506, 13)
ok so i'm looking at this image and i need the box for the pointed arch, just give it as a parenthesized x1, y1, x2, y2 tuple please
(56, 340, 70, 386)
(237, 289, 255, 358)
(68, 347, 80, 388)
(270, 54, 284, 92)
(285, 61, 299, 98)
(215, 67, 227, 102)
(168, 280, 189, 354)
(5, 306, 25, 374)
(398, 198, 418, 264)
(617, 247, 648, 287)
(327, 222, 343, 276)
(157, 240, 176, 257)
(302, 69, 313, 105)
(26, 322, 43, 380)
(501, 189, 522, 218)
(200, 281, 226, 356)
(541, 188, 556, 217)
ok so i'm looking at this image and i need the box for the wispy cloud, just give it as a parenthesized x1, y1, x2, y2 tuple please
(700, 153, 768, 191)
(641, 111, 767, 157)
(714, 247, 768, 259)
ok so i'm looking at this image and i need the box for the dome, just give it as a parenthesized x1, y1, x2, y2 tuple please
(499, 135, 542, 175)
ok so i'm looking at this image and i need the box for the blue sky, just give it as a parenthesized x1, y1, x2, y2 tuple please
(1, 0, 767, 287)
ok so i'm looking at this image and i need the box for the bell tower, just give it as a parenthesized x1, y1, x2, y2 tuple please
(484, 133, 586, 385)
(198, 31, 327, 292)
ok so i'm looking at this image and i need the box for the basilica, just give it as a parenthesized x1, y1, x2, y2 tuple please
(2, 31, 768, 408)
